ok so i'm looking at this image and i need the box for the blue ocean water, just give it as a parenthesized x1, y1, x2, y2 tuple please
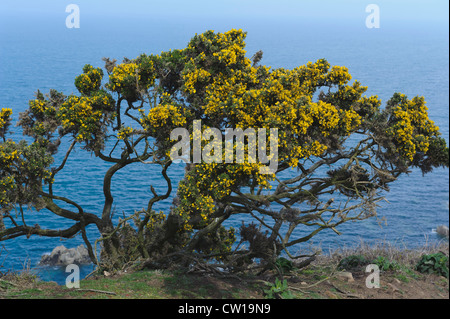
(0, 12, 448, 285)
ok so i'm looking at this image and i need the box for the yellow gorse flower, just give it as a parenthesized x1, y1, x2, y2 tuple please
(117, 126, 133, 140)
(183, 67, 211, 94)
(58, 96, 103, 141)
(0, 142, 20, 169)
(109, 63, 138, 91)
(387, 94, 439, 161)
(0, 108, 13, 131)
(141, 104, 187, 131)
(0, 175, 16, 205)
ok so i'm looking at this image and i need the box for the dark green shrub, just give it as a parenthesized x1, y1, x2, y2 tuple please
(415, 252, 449, 277)
(337, 255, 369, 271)
(275, 257, 294, 274)
(372, 256, 400, 271)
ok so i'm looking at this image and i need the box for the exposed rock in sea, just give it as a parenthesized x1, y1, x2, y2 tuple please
(436, 225, 449, 238)
(39, 245, 91, 266)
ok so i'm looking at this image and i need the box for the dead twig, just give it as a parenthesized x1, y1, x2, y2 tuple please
(327, 280, 362, 299)
(75, 288, 116, 295)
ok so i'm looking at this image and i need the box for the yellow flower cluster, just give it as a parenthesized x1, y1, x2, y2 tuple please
(359, 95, 381, 107)
(145, 30, 446, 236)
(0, 140, 18, 207)
(203, 69, 250, 117)
(356, 95, 382, 117)
(309, 101, 340, 134)
(108, 63, 138, 91)
(58, 96, 103, 141)
(0, 176, 15, 206)
(213, 42, 246, 66)
(216, 29, 249, 65)
(146, 211, 166, 232)
(175, 159, 277, 232)
(183, 67, 211, 94)
(193, 163, 235, 198)
(290, 61, 329, 96)
(178, 30, 368, 188)
(176, 180, 216, 231)
(91, 93, 113, 107)
(325, 65, 352, 85)
(117, 126, 133, 140)
(340, 109, 362, 133)
(75, 65, 103, 95)
(0, 108, 13, 131)
(0, 141, 19, 169)
(28, 98, 58, 119)
(390, 107, 416, 161)
(285, 141, 328, 168)
(29, 99, 47, 114)
(387, 94, 440, 161)
(141, 104, 187, 131)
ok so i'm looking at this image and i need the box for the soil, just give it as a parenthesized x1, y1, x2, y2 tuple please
(1, 242, 449, 299)
(1, 266, 448, 299)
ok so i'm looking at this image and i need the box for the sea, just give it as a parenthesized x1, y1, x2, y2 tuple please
(0, 10, 448, 285)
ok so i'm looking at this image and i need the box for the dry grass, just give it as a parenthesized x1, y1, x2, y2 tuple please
(1, 238, 448, 299)
(315, 238, 449, 269)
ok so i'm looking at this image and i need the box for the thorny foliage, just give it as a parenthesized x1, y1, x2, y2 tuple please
(0, 30, 448, 274)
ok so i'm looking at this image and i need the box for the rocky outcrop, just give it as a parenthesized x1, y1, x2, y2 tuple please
(436, 225, 449, 238)
(39, 245, 91, 266)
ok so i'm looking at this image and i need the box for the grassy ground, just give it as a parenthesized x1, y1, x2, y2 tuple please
(1, 241, 448, 299)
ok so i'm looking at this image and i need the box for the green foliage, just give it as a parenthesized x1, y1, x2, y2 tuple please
(1, 140, 54, 211)
(74, 64, 104, 96)
(263, 278, 294, 299)
(275, 257, 294, 274)
(415, 253, 449, 277)
(371, 256, 400, 271)
(0, 108, 13, 141)
(337, 255, 370, 271)
(1, 29, 449, 272)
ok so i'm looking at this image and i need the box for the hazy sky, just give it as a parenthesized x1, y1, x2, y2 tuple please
(0, 0, 448, 24)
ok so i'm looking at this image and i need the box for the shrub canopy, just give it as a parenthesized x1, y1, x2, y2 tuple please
(0, 29, 448, 272)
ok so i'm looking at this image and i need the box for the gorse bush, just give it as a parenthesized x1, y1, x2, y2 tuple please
(0, 29, 448, 273)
